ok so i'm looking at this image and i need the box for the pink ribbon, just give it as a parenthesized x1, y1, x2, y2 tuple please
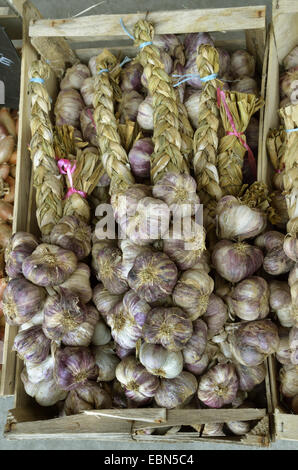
(217, 88, 257, 180)
(58, 159, 87, 199)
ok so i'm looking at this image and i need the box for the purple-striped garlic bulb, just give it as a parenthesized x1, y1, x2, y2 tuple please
(289, 327, 298, 365)
(143, 306, 193, 352)
(203, 294, 228, 338)
(115, 356, 159, 405)
(60, 63, 90, 90)
(280, 364, 298, 397)
(255, 230, 284, 251)
(62, 381, 112, 416)
(120, 61, 143, 92)
(50, 215, 91, 261)
(3, 277, 45, 326)
(54, 346, 98, 391)
(198, 363, 239, 408)
(128, 138, 154, 179)
(235, 363, 266, 391)
(25, 355, 55, 384)
(263, 246, 294, 276)
(119, 90, 144, 123)
(137, 96, 154, 130)
(269, 281, 293, 328)
(155, 371, 197, 409)
(183, 319, 207, 367)
(80, 76, 95, 107)
(230, 50, 255, 78)
(276, 329, 292, 365)
(13, 325, 50, 363)
(48, 262, 92, 305)
(139, 343, 183, 379)
(184, 91, 202, 129)
(79, 108, 97, 147)
(54, 89, 84, 128)
(232, 77, 258, 95)
(21, 368, 67, 407)
(5, 232, 39, 279)
(226, 276, 269, 321)
(283, 235, 298, 263)
(95, 246, 128, 295)
(92, 343, 120, 382)
(184, 352, 210, 376)
(92, 283, 123, 321)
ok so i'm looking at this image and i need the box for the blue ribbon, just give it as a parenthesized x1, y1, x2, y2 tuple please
(120, 18, 152, 50)
(201, 73, 218, 82)
(286, 128, 298, 133)
(173, 73, 200, 87)
(97, 68, 109, 75)
(29, 77, 45, 84)
(119, 56, 132, 68)
(139, 41, 153, 50)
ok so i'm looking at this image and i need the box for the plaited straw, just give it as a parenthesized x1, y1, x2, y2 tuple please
(133, 20, 188, 183)
(266, 127, 286, 174)
(217, 91, 263, 196)
(29, 60, 64, 240)
(279, 104, 298, 236)
(193, 45, 223, 203)
(93, 49, 135, 195)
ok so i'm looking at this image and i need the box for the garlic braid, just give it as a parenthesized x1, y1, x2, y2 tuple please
(93, 50, 135, 195)
(193, 45, 222, 203)
(133, 20, 188, 184)
(29, 60, 64, 240)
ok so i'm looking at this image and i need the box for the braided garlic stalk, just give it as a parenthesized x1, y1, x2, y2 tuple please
(133, 20, 189, 184)
(29, 60, 64, 240)
(193, 45, 223, 203)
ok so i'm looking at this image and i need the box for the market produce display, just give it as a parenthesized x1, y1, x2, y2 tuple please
(0, 107, 18, 367)
(3, 18, 289, 438)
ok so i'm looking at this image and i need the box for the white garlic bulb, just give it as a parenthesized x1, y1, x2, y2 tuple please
(92, 343, 120, 382)
(21, 368, 67, 406)
(139, 343, 183, 379)
(91, 318, 111, 346)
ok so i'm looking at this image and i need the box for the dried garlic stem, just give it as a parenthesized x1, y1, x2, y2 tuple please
(29, 60, 64, 239)
(93, 50, 135, 194)
(133, 20, 188, 183)
(217, 91, 263, 196)
(266, 127, 286, 173)
(193, 45, 222, 202)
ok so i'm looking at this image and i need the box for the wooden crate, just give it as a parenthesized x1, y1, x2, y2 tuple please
(261, 0, 298, 442)
(3, 1, 272, 445)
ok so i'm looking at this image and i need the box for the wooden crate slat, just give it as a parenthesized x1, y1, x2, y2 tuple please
(272, 0, 298, 64)
(84, 408, 167, 423)
(29, 6, 266, 39)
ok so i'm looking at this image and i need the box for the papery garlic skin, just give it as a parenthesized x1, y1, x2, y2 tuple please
(184, 91, 201, 129)
(120, 61, 143, 92)
(119, 240, 150, 279)
(283, 236, 298, 263)
(48, 262, 92, 304)
(91, 318, 111, 346)
(92, 283, 123, 321)
(183, 319, 207, 366)
(139, 343, 183, 379)
(22, 244, 77, 287)
(137, 96, 154, 130)
(235, 363, 266, 391)
(13, 325, 51, 363)
(228, 276, 269, 321)
(119, 90, 144, 123)
(203, 294, 228, 338)
(54, 346, 98, 391)
(280, 364, 298, 397)
(112, 185, 151, 223)
(202, 423, 225, 437)
(3, 277, 45, 326)
(263, 246, 294, 276)
(269, 281, 293, 328)
(115, 343, 135, 360)
(116, 356, 159, 403)
(19, 310, 44, 331)
(5, 232, 39, 279)
(155, 371, 197, 409)
(128, 138, 154, 179)
(217, 200, 266, 241)
(60, 63, 90, 90)
(63, 381, 112, 416)
(80, 77, 95, 107)
(232, 77, 258, 95)
(25, 355, 54, 384)
(172, 269, 214, 320)
(128, 250, 178, 303)
(289, 327, 298, 365)
(50, 216, 91, 261)
(95, 246, 128, 295)
(184, 352, 209, 376)
(92, 343, 120, 382)
(54, 89, 84, 127)
(229, 319, 280, 366)
(226, 419, 250, 436)
(107, 290, 150, 350)
(255, 230, 284, 251)
(21, 368, 67, 407)
(230, 50, 255, 78)
(198, 363, 239, 408)
(143, 306, 193, 352)
(212, 240, 263, 283)
(276, 331, 292, 365)
(80, 108, 97, 146)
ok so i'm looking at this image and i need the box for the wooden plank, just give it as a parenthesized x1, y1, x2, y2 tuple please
(7, 0, 25, 16)
(275, 409, 298, 441)
(29, 6, 266, 39)
(273, 0, 298, 13)
(273, 0, 298, 64)
(84, 408, 167, 423)
(0, 7, 12, 16)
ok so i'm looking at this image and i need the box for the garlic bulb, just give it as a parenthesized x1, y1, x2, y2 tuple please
(54, 89, 84, 127)
(119, 239, 150, 278)
(63, 381, 112, 416)
(139, 343, 183, 379)
(155, 371, 197, 409)
(92, 343, 120, 381)
(172, 269, 214, 320)
(49, 263, 92, 304)
(289, 327, 298, 365)
(22, 244, 77, 287)
(112, 184, 151, 223)
(54, 346, 98, 391)
(280, 364, 298, 397)
(184, 352, 209, 376)
(235, 363, 266, 391)
(269, 281, 293, 328)
(50, 216, 91, 261)
(184, 91, 201, 129)
(13, 325, 50, 363)
(3, 277, 45, 326)
(183, 319, 207, 366)
(143, 306, 193, 352)
(231, 50, 255, 78)
(283, 236, 298, 263)
(120, 61, 143, 92)
(218, 48, 231, 75)
(276, 331, 292, 365)
(212, 240, 263, 283)
(91, 317, 111, 346)
(119, 90, 144, 123)
(203, 294, 228, 338)
(229, 320, 280, 366)
(128, 138, 154, 179)
(60, 63, 90, 90)
(80, 108, 97, 146)
(88, 56, 97, 76)
(283, 46, 298, 70)
(255, 230, 284, 251)
(227, 276, 269, 321)
(25, 355, 54, 384)
(116, 356, 159, 405)
(5, 232, 39, 279)
(115, 343, 135, 359)
(280, 66, 298, 99)
(263, 246, 294, 276)
(43, 292, 98, 346)
(92, 283, 123, 320)
(226, 419, 250, 436)
(107, 290, 150, 350)
(137, 96, 153, 130)
(152, 172, 200, 218)
(232, 77, 258, 95)
(20, 310, 44, 331)
(216, 198, 266, 240)
(80, 76, 95, 107)
(95, 246, 128, 295)
(198, 363, 239, 408)
(202, 423, 225, 437)
(163, 222, 206, 271)
(112, 379, 129, 408)
(128, 250, 178, 303)
(21, 368, 67, 407)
